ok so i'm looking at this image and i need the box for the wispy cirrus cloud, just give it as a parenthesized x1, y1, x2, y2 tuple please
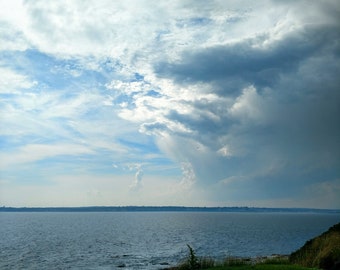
(0, 143, 93, 168)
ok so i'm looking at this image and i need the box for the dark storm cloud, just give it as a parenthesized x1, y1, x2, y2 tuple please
(155, 24, 340, 92)
(151, 17, 340, 202)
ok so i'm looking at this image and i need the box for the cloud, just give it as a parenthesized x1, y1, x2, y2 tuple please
(302, 178, 340, 209)
(228, 86, 267, 124)
(0, 143, 94, 169)
(1, 0, 340, 208)
(179, 162, 196, 189)
(0, 0, 29, 51)
(129, 165, 144, 191)
(155, 24, 340, 92)
(116, 2, 340, 207)
(0, 67, 36, 93)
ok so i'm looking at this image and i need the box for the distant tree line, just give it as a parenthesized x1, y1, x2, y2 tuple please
(1, 206, 339, 213)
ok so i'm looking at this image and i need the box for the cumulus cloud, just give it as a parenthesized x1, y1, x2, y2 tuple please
(117, 1, 340, 206)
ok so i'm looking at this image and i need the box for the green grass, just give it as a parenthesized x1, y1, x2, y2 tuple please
(170, 264, 317, 270)
(290, 222, 340, 269)
(168, 256, 318, 270)
(169, 223, 340, 270)
(167, 247, 320, 270)
(202, 258, 318, 270)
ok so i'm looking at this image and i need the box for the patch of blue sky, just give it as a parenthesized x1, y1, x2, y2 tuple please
(2, 116, 84, 148)
(0, 50, 64, 89)
(146, 90, 162, 98)
(111, 87, 162, 110)
(0, 135, 41, 150)
(0, 135, 19, 150)
(0, 50, 27, 72)
(28, 153, 100, 173)
(0, 92, 17, 99)
(1, 49, 113, 91)
(79, 103, 109, 119)
(0, 169, 54, 186)
(0, 93, 18, 105)
(189, 17, 212, 25)
(112, 93, 135, 107)
(133, 73, 144, 81)
(31, 150, 130, 176)
(117, 138, 160, 155)
(1, 156, 71, 183)
(176, 17, 212, 28)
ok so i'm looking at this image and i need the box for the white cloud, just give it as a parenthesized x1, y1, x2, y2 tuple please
(129, 167, 144, 191)
(105, 80, 151, 94)
(0, 0, 302, 76)
(0, 67, 36, 93)
(0, 0, 29, 51)
(217, 146, 232, 157)
(228, 86, 267, 124)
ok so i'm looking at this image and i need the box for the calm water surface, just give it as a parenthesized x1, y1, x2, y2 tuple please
(0, 212, 339, 269)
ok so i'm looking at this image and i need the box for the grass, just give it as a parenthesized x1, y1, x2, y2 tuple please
(290, 222, 340, 269)
(169, 223, 340, 270)
(167, 246, 319, 270)
(176, 258, 319, 270)
(205, 257, 318, 270)
(204, 265, 318, 270)
(171, 260, 318, 270)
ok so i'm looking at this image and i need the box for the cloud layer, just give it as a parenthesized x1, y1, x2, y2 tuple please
(1, 0, 339, 208)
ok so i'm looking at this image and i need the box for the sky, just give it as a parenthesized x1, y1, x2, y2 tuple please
(0, 0, 339, 208)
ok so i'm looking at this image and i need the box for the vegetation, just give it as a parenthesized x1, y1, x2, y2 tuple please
(205, 265, 317, 270)
(167, 246, 316, 270)
(168, 223, 340, 270)
(186, 245, 200, 270)
(169, 245, 214, 270)
(290, 222, 340, 269)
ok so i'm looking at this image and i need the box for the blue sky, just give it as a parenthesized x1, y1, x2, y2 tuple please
(0, 0, 339, 208)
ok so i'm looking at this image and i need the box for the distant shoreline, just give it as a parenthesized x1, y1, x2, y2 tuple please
(1, 206, 339, 213)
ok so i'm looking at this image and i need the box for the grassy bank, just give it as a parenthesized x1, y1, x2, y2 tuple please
(167, 220, 340, 270)
(202, 265, 317, 270)
(203, 265, 317, 270)
(290, 223, 340, 269)
(167, 254, 318, 270)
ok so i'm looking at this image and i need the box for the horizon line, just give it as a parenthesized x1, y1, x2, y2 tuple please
(1, 205, 339, 212)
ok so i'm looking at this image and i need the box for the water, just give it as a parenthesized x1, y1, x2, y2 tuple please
(0, 212, 339, 269)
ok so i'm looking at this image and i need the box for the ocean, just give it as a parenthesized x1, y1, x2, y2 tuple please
(0, 211, 339, 269)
